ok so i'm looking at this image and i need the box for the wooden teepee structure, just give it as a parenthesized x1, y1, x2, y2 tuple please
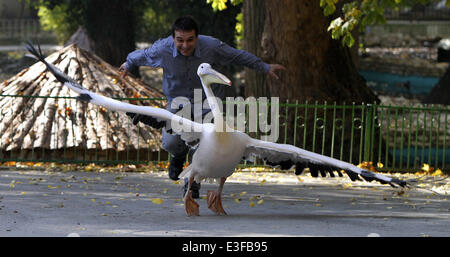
(0, 44, 166, 163)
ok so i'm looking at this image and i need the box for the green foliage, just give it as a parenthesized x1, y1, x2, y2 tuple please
(36, 0, 81, 43)
(205, 0, 244, 48)
(207, 0, 243, 11)
(320, 0, 339, 16)
(235, 12, 244, 48)
(321, 0, 447, 48)
(138, 1, 177, 42)
(207, 0, 228, 11)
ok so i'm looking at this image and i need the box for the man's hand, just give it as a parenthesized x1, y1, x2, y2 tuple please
(268, 64, 287, 80)
(119, 62, 128, 78)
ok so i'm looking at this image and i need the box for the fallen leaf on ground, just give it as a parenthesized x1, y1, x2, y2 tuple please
(151, 198, 163, 204)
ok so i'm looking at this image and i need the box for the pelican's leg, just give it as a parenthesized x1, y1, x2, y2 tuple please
(207, 177, 227, 215)
(184, 176, 199, 216)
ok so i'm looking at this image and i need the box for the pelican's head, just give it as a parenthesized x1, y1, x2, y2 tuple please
(197, 63, 232, 86)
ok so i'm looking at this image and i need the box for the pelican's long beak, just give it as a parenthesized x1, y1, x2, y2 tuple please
(205, 68, 232, 86)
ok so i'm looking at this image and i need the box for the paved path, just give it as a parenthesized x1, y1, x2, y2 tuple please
(0, 168, 448, 237)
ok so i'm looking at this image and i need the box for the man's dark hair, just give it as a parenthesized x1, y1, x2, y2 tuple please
(172, 16, 199, 37)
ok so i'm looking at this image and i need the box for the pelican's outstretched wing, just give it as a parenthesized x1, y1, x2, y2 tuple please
(25, 41, 204, 139)
(244, 138, 408, 188)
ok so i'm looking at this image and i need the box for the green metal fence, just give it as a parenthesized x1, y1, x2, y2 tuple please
(275, 101, 449, 172)
(0, 95, 448, 171)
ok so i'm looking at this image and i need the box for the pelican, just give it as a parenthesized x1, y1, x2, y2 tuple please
(25, 42, 408, 216)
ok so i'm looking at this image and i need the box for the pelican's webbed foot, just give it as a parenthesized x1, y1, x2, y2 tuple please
(207, 190, 227, 215)
(184, 191, 200, 216)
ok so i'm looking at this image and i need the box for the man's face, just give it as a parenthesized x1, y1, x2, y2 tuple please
(173, 30, 197, 57)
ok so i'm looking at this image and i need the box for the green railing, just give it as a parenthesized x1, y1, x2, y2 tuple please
(0, 95, 448, 171)
(275, 101, 449, 172)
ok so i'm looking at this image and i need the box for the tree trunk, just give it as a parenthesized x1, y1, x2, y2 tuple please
(423, 65, 450, 105)
(261, 0, 377, 104)
(83, 0, 137, 67)
(243, 0, 268, 97)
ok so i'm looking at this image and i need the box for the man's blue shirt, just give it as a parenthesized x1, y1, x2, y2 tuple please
(126, 35, 270, 102)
